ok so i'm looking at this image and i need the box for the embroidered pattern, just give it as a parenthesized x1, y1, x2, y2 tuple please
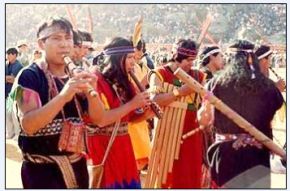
(20, 117, 82, 137)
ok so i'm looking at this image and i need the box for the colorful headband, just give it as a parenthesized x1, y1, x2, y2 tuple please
(258, 50, 273, 60)
(103, 46, 135, 56)
(177, 47, 197, 57)
(202, 48, 221, 60)
(38, 26, 69, 40)
(82, 41, 92, 47)
(227, 48, 254, 53)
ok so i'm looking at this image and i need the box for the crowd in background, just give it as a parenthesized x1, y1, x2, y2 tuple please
(6, 4, 286, 46)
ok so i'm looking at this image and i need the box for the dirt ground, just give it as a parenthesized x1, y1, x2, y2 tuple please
(5, 68, 286, 189)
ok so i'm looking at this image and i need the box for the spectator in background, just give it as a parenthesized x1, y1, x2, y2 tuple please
(70, 30, 92, 69)
(86, 46, 96, 65)
(17, 40, 30, 67)
(31, 49, 43, 63)
(70, 30, 85, 67)
(5, 47, 23, 139)
(78, 30, 94, 68)
(78, 30, 94, 58)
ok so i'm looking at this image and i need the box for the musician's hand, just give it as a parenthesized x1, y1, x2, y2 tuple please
(131, 91, 151, 109)
(197, 100, 214, 126)
(70, 69, 98, 97)
(275, 79, 286, 92)
(143, 106, 155, 119)
(74, 71, 98, 97)
(178, 84, 194, 96)
(59, 77, 91, 103)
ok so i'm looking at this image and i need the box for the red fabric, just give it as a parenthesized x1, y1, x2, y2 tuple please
(82, 113, 92, 124)
(211, 180, 224, 188)
(87, 135, 140, 187)
(95, 71, 137, 121)
(87, 72, 140, 187)
(158, 66, 204, 188)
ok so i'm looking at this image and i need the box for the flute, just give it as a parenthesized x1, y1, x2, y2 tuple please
(63, 55, 98, 97)
(269, 66, 286, 91)
(269, 66, 283, 80)
(128, 70, 163, 119)
(174, 67, 286, 160)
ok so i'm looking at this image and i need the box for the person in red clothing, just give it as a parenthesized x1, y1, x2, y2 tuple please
(150, 39, 205, 188)
(87, 37, 154, 188)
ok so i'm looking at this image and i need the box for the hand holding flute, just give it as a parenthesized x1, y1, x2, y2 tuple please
(63, 55, 98, 97)
(269, 66, 286, 92)
(128, 70, 163, 119)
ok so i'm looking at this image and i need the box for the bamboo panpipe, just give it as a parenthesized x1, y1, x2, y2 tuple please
(174, 68, 286, 160)
(145, 83, 190, 188)
(174, 106, 187, 160)
(145, 83, 170, 188)
(144, 112, 162, 187)
(158, 85, 174, 186)
(150, 83, 170, 188)
(168, 96, 185, 172)
(161, 95, 179, 184)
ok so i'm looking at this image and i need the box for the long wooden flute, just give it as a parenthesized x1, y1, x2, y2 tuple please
(269, 67, 286, 104)
(174, 68, 286, 160)
(269, 66, 282, 80)
(269, 67, 286, 89)
(128, 70, 163, 119)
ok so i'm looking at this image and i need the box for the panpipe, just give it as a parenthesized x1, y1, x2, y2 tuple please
(144, 82, 191, 188)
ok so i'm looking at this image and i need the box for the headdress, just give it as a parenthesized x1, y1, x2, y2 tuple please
(132, 16, 143, 48)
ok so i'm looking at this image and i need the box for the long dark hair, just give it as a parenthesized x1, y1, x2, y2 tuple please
(102, 37, 135, 102)
(216, 39, 274, 95)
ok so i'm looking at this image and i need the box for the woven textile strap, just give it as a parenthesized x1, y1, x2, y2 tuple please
(87, 122, 128, 136)
(215, 133, 263, 150)
(23, 153, 82, 188)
